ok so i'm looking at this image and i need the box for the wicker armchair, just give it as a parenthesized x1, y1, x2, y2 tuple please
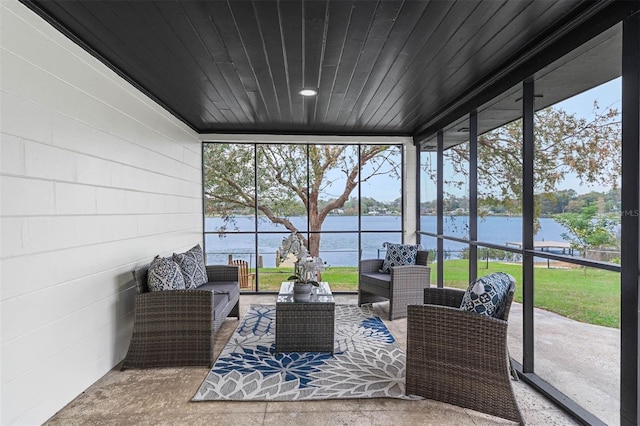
(405, 280, 523, 424)
(121, 264, 240, 369)
(358, 250, 430, 320)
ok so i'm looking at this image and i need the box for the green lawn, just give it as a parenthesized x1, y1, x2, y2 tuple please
(254, 267, 359, 292)
(251, 260, 620, 328)
(440, 260, 620, 328)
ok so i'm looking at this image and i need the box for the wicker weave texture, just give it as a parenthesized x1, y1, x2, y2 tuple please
(358, 251, 431, 320)
(123, 291, 216, 368)
(205, 264, 239, 282)
(275, 283, 335, 353)
(423, 287, 464, 307)
(122, 264, 240, 369)
(405, 288, 523, 424)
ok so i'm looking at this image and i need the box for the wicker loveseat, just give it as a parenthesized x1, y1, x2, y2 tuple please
(358, 250, 431, 320)
(121, 264, 240, 369)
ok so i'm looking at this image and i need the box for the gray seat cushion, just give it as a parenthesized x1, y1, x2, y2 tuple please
(197, 281, 240, 319)
(360, 272, 392, 288)
(212, 292, 229, 320)
(198, 281, 239, 298)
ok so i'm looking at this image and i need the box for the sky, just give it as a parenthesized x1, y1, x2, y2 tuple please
(555, 77, 621, 120)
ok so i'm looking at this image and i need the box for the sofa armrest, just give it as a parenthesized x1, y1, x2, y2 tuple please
(123, 289, 216, 369)
(360, 258, 384, 274)
(135, 289, 215, 322)
(206, 265, 239, 282)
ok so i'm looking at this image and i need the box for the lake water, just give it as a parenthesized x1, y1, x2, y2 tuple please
(204, 215, 571, 267)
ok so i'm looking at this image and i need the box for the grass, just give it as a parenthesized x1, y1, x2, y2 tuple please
(253, 267, 359, 292)
(251, 260, 621, 328)
(440, 260, 620, 328)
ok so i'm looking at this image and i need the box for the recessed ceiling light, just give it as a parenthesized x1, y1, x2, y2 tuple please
(299, 89, 318, 96)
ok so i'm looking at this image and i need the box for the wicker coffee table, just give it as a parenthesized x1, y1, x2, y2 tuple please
(275, 282, 335, 353)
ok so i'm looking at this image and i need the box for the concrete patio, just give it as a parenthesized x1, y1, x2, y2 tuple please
(43, 293, 618, 425)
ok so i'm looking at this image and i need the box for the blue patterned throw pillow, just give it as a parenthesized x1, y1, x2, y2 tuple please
(459, 272, 514, 318)
(173, 244, 208, 289)
(379, 242, 421, 273)
(147, 255, 186, 291)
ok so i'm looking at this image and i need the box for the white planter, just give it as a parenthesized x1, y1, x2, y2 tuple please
(293, 282, 312, 301)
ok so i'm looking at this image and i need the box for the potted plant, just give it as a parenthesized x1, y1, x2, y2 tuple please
(278, 233, 326, 299)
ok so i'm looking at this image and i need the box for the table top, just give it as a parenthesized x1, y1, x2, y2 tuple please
(277, 281, 334, 304)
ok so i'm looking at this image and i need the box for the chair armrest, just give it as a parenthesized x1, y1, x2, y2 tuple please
(409, 303, 507, 330)
(390, 264, 430, 279)
(389, 265, 430, 290)
(423, 287, 465, 307)
(359, 258, 384, 274)
(206, 265, 239, 282)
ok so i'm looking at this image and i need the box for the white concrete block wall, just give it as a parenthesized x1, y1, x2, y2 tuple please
(1, 1, 202, 424)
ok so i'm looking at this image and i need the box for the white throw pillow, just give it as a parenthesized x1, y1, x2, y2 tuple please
(173, 244, 208, 289)
(147, 255, 186, 291)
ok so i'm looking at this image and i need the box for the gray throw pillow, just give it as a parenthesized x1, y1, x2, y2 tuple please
(173, 244, 208, 289)
(379, 242, 421, 273)
(147, 255, 186, 291)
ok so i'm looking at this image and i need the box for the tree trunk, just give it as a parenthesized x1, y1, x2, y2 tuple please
(308, 188, 321, 257)
(307, 208, 322, 258)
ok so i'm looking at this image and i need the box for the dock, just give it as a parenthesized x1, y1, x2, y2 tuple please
(505, 240, 574, 256)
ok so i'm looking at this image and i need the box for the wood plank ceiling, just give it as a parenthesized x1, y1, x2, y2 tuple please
(23, 0, 620, 137)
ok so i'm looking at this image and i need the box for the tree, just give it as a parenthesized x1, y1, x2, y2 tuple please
(553, 204, 619, 258)
(538, 189, 578, 215)
(203, 144, 400, 256)
(424, 102, 621, 229)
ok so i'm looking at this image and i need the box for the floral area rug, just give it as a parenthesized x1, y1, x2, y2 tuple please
(193, 304, 418, 401)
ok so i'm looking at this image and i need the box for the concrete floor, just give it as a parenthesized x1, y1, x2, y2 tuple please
(507, 303, 619, 425)
(45, 294, 607, 425)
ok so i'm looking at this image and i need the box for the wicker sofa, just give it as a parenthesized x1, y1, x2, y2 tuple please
(121, 264, 240, 369)
(358, 250, 431, 320)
